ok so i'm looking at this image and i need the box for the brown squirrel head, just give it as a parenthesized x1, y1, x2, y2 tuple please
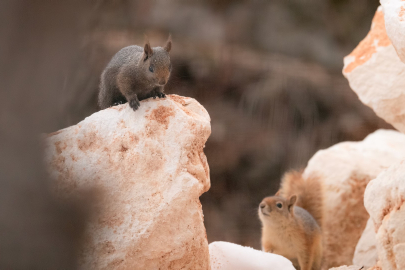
(258, 194, 297, 225)
(140, 36, 172, 87)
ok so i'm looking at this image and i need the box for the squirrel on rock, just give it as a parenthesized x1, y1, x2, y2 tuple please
(98, 36, 172, 111)
(258, 171, 323, 270)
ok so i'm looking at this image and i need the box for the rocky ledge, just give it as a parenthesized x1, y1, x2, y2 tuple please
(45, 95, 211, 269)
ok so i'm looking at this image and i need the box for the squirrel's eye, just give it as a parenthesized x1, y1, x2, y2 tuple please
(149, 66, 154, 72)
(276, 203, 283, 209)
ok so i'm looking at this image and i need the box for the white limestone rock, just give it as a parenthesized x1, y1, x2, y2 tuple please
(353, 218, 378, 269)
(45, 95, 211, 269)
(302, 129, 405, 268)
(381, 0, 405, 63)
(209, 241, 295, 270)
(328, 266, 363, 270)
(365, 160, 405, 270)
(342, 6, 405, 133)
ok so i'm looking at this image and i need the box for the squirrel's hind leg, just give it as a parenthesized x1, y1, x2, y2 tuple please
(111, 94, 127, 107)
(297, 252, 314, 270)
(145, 89, 159, 99)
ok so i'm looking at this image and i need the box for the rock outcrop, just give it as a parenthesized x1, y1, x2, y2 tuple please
(45, 95, 211, 269)
(342, 4, 405, 270)
(365, 161, 405, 270)
(342, 6, 405, 133)
(302, 129, 405, 268)
(353, 218, 378, 269)
(208, 242, 295, 270)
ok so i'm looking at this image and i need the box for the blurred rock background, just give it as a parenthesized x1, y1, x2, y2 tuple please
(17, 0, 388, 250)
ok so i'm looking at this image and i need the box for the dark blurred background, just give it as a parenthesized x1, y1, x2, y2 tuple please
(1, 1, 390, 266)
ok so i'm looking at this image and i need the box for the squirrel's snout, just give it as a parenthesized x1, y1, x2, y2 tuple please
(158, 79, 167, 85)
(260, 203, 271, 216)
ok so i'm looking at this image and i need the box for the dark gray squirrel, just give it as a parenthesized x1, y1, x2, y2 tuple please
(98, 36, 172, 111)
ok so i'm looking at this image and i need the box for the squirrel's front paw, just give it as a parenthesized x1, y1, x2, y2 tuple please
(157, 92, 166, 98)
(129, 98, 140, 111)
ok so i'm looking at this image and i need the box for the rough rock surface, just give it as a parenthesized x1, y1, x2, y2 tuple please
(381, 0, 405, 64)
(45, 95, 211, 269)
(353, 218, 378, 268)
(343, 7, 405, 133)
(208, 241, 294, 270)
(302, 129, 405, 269)
(365, 160, 405, 270)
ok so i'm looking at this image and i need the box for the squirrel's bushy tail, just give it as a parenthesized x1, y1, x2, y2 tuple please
(279, 170, 323, 227)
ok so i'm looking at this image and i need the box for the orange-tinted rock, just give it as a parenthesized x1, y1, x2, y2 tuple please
(343, 8, 390, 74)
(343, 6, 405, 134)
(45, 95, 211, 269)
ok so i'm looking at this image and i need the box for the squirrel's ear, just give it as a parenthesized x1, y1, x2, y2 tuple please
(164, 35, 172, 53)
(275, 190, 280, 196)
(288, 195, 297, 212)
(144, 41, 153, 61)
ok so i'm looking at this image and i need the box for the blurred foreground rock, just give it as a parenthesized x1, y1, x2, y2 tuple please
(45, 95, 211, 269)
(343, 7, 405, 133)
(353, 219, 378, 269)
(208, 241, 294, 270)
(365, 161, 405, 270)
(328, 266, 363, 270)
(303, 130, 405, 268)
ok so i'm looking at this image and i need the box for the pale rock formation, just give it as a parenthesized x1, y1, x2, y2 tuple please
(328, 266, 363, 270)
(302, 129, 405, 269)
(342, 6, 405, 133)
(365, 160, 405, 270)
(381, 0, 405, 63)
(353, 218, 378, 269)
(208, 241, 295, 270)
(45, 95, 211, 269)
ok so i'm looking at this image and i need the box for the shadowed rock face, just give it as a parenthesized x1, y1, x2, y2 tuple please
(303, 129, 405, 269)
(45, 95, 211, 269)
(353, 218, 378, 268)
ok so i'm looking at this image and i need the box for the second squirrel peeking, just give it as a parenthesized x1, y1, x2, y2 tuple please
(98, 36, 172, 111)
(258, 171, 323, 270)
